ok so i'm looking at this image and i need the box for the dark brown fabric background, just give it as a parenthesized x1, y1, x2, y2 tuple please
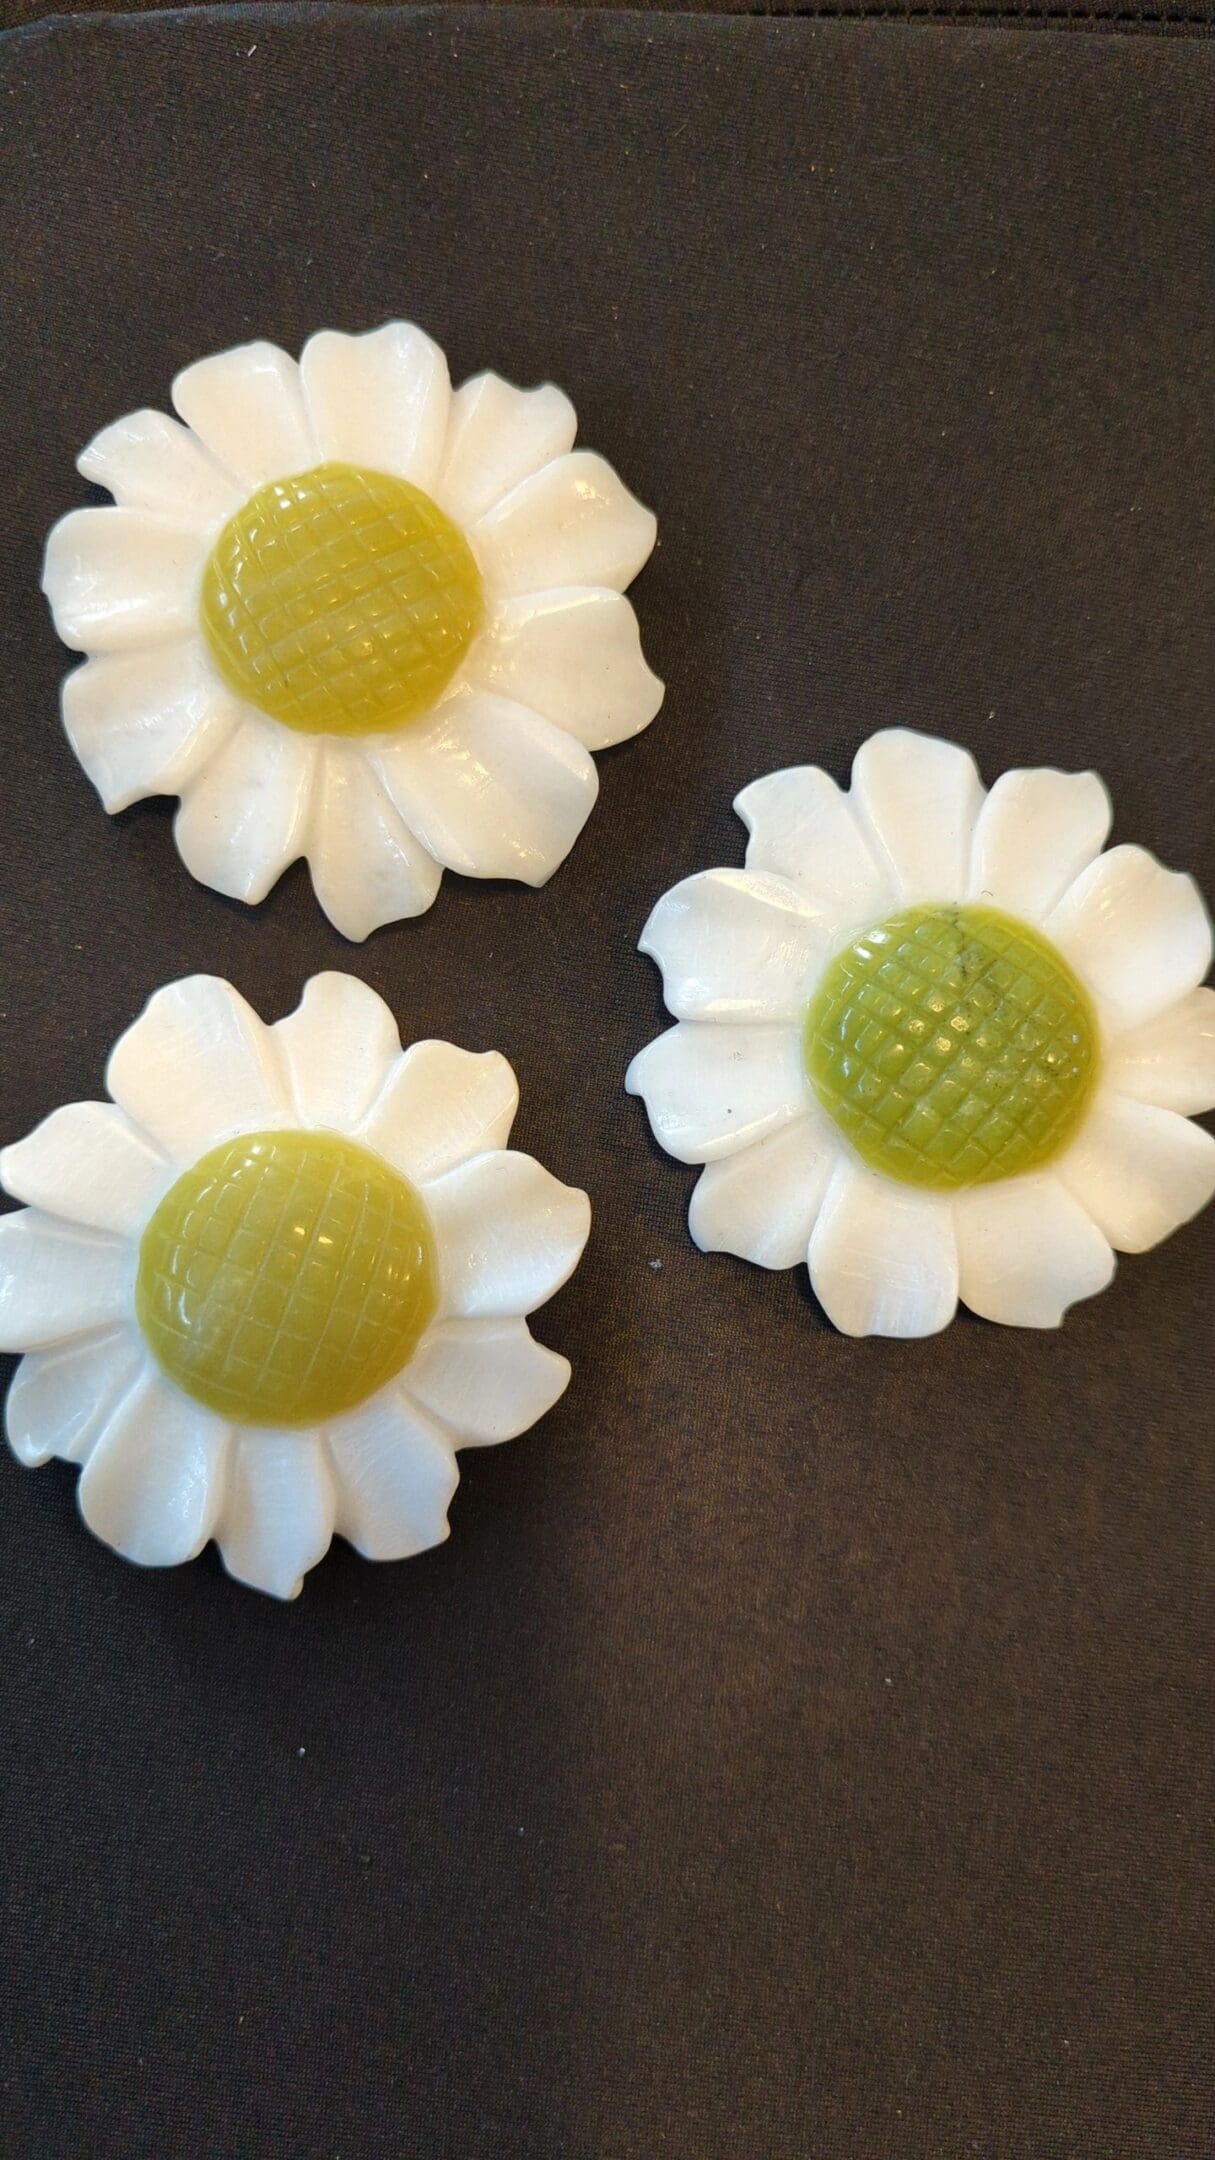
(1, 9, 1212, 2156)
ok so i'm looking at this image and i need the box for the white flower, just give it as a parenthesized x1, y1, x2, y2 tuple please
(0, 974, 590, 1595)
(627, 729, 1215, 1337)
(43, 324, 661, 938)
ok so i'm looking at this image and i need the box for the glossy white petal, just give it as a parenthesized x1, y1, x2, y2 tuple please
(77, 1370, 230, 1567)
(300, 323, 450, 492)
(688, 1112, 838, 1268)
(328, 1390, 458, 1561)
(375, 692, 598, 886)
(5, 1326, 144, 1468)
(474, 451, 657, 597)
(968, 767, 1112, 922)
(1047, 845, 1213, 1033)
(1106, 988, 1215, 1116)
(735, 766, 891, 936)
(640, 868, 825, 1024)
(106, 975, 288, 1163)
(43, 508, 201, 652)
(1, 1103, 167, 1236)
(473, 587, 662, 751)
(850, 729, 985, 905)
(437, 373, 576, 527)
(954, 1174, 1115, 1328)
(174, 714, 315, 904)
(358, 1042, 518, 1182)
(171, 340, 314, 486)
(307, 743, 441, 939)
(1056, 1092, 1215, 1254)
(216, 1431, 336, 1600)
(273, 974, 401, 1130)
(424, 1153, 591, 1318)
(0, 1213, 132, 1351)
(62, 643, 239, 814)
(808, 1160, 959, 1338)
(78, 409, 241, 529)
(403, 1317, 570, 1446)
(625, 1022, 806, 1164)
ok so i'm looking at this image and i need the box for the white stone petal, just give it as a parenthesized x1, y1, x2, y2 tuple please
(171, 340, 314, 486)
(1106, 988, 1215, 1116)
(62, 643, 239, 814)
(216, 1431, 336, 1599)
(968, 767, 1112, 922)
(106, 975, 288, 1163)
(1, 1103, 168, 1236)
(358, 1042, 518, 1182)
(328, 1389, 458, 1561)
(43, 507, 202, 652)
(437, 373, 577, 528)
(472, 587, 663, 751)
(849, 729, 985, 905)
(77, 409, 241, 529)
(640, 868, 824, 1024)
(174, 714, 315, 905)
(0, 1213, 132, 1352)
(688, 1112, 838, 1269)
(403, 1317, 570, 1445)
(1046, 845, 1213, 1034)
(734, 766, 891, 937)
(625, 1022, 807, 1164)
(5, 1326, 145, 1468)
(375, 692, 598, 886)
(424, 1153, 591, 1318)
(77, 1369, 230, 1567)
(273, 974, 401, 1130)
(808, 1159, 959, 1337)
(474, 451, 657, 597)
(300, 323, 450, 491)
(1056, 1092, 1215, 1254)
(953, 1173, 1115, 1328)
(307, 744, 441, 940)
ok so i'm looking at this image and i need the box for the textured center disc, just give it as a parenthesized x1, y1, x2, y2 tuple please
(804, 904, 1098, 1190)
(136, 1130, 439, 1426)
(199, 461, 483, 736)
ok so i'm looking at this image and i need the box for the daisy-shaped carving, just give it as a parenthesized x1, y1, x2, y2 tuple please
(0, 975, 590, 1595)
(43, 324, 661, 937)
(627, 729, 1215, 1336)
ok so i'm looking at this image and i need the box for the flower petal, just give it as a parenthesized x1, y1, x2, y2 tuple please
(171, 340, 314, 486)
(308, 744, 441, 940)
(849, 729, 985, 905)
(625, 1022, 807, 1164)
(77, 408, 240, 529)
(273, 974, 401, 1130)
(474, 451, 657, 596)
(1055, 1092, 1215, 1254)
(62, 643, 239, 813)
(1, 1103, 167, 1236)
(734, 766, 891, 937)
(327, 1390, 458, 1561)
(375, 692, 598, 886)
(43, 507, 201, 652)
(808, 1159, 959, 1337)
(437, 373, 577, 527)
(424, 1153, 590, 1318)
(216, 1431, 336, 1599)
(174, 714, 315, 904)
(968, 767, 1112, 922)
(954, 1173, 1115, 1328)
(687, 1111, 838, 1268)
(1046, 844, 1213, 1033)
(0, 1213, 132, 1351)
(640, 868, 824, 1024)
(403, 1317, 570, 1445)
(106, 975, 288, 1163)
(472, 587, 662, 751)
(300, 323, 450, 491)
(358, 1042, 518, 1181)
(5, 1325, 144, 1468)
(1106, 988, 1215, 1116)
(77, 1369, 230, 1567)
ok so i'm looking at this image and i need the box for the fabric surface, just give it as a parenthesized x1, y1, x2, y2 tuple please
(0, 8, 1211, 2156)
